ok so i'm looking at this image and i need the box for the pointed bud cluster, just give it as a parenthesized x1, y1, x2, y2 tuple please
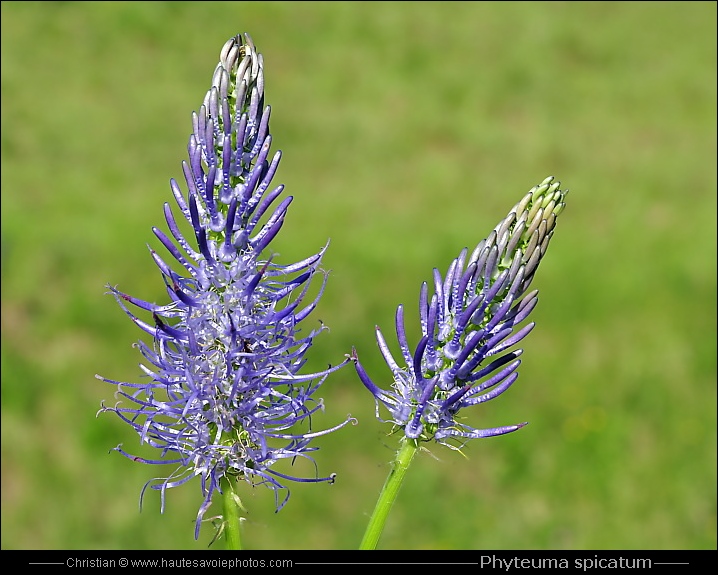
(352, 176, 567, 445)
(97, 34, 353, 539)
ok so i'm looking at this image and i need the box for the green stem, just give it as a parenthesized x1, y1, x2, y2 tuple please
(222, 477, 243, 550)
(359, 438, 418, 550)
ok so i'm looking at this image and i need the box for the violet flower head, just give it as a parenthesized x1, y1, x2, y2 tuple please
(352, 177, 567, 446)
(97, 34, 353, 539)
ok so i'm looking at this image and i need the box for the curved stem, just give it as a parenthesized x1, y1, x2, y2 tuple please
(359, 438, 418, 550)
(222, 477, 243, 550)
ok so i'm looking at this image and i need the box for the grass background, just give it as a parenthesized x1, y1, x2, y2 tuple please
(1, 1, 715, 550)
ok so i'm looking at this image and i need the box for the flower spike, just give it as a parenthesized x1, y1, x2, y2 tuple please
(352, 176, 567, 447)
(97, 33, 354, 539)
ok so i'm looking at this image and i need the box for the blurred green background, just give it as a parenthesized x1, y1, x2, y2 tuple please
(1, 1, 716, 550)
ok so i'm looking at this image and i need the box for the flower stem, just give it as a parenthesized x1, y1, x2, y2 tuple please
(359, 437, 418, 550)
(222, 477, 243, 550)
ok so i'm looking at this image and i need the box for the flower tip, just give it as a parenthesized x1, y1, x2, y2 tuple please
(350, 348, 385, 398)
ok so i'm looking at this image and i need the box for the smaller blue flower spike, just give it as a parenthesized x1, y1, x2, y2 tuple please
(97, 34, 354, 539)
(352, 177, 567, 447)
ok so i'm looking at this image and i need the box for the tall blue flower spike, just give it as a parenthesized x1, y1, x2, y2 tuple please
(97, 34, 354, 539)
(352, 177, 567, 447)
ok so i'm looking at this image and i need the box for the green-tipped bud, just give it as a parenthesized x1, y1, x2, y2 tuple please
(472, 176, 568, 325)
